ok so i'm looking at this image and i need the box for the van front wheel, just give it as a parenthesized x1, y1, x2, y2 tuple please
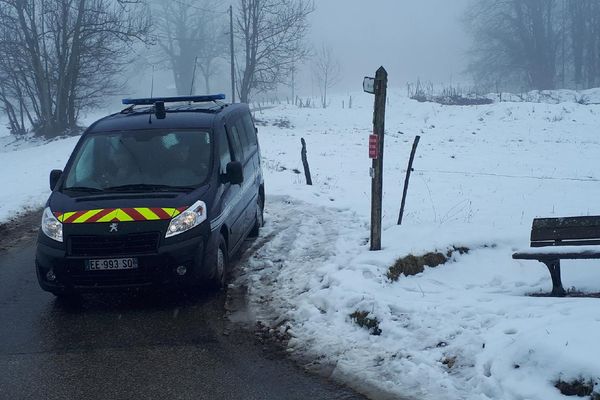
(207, 234, 228, 290)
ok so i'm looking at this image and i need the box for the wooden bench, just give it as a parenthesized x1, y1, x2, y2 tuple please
(512, 216, 600, 296)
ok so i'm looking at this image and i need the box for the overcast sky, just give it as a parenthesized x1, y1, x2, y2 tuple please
(306, 0, 471, 93)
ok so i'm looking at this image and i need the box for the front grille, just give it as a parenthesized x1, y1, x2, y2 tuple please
(69, 232, 160, 257)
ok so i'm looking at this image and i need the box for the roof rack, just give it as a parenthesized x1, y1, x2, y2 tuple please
(121, 94, 226, 106)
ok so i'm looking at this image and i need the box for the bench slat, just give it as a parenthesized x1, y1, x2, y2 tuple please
(533, 216, 600, 230)
(531, 226, 600, 242)
(531, 216, 600, 243)
(531, 239, 600, 247)
(513, 245, 600, 260)
(514, 252, 600, 260)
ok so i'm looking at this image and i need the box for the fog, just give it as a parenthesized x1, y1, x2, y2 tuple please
(126, 0, 472, 101)
(304, 0, 471, 94)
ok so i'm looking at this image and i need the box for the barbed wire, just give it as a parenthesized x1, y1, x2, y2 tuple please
(412, 169, 599, 183)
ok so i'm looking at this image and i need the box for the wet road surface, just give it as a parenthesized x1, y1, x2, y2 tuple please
(0, 239, 367, 400)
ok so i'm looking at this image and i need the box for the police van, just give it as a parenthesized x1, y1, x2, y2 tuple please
(36, 95, 264, 296)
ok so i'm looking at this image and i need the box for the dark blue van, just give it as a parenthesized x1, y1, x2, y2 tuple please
(36, 95, 264, 296)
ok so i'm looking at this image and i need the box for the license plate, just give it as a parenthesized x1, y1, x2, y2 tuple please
(86, 258, 138, 271)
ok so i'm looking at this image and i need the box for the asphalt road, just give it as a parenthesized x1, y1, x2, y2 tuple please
(0, 239, 367, 400)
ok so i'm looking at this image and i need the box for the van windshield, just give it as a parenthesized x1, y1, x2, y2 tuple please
(63, 130, 212, 192)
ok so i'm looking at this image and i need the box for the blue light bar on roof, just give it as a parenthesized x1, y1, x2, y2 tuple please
(121, 94, 226, 105)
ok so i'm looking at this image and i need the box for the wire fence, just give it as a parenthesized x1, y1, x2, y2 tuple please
(412, 169, 599, 183)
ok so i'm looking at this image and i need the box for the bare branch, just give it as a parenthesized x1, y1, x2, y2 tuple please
(236, 0, 314, 103)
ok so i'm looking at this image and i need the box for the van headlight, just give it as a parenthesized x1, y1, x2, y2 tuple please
(41, 207, 63, 242)
(166, 200, 207, 238)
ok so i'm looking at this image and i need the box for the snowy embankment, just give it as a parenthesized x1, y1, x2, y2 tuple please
(0, 111, 107, 222)
(0, 136, 78, 222)
(236, 92, 600, 400)
(1, 91, 599, 399)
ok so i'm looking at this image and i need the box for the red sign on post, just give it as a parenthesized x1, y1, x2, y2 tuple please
(369, 134, 379, 159)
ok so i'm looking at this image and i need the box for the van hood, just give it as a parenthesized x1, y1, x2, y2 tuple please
(48, 185, 211, 223)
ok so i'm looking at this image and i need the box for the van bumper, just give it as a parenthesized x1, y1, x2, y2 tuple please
(35, 234, 214, 294)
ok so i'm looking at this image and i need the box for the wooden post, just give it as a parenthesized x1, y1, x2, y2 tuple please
(398, 135, 420, 225)
(370, 67, 387, 251)
(301, 138, 312, 185)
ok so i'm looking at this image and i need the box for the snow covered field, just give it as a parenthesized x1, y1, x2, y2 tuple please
(1, 91, 600, 399)
(236, 92, 600, 399)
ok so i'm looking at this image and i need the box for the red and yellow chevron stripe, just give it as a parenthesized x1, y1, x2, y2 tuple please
(53, 207, 188, 224)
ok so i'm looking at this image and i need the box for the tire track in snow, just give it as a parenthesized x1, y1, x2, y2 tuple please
(230, 195, 366, 327)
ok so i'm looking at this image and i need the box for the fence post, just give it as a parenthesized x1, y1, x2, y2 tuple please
(398, 135, 420, 225)
(301, 138, 312, 185)
(368, 67, 388, 251)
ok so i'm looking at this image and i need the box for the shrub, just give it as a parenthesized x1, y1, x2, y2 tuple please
(387, 246, 470, 281)
(555, 378, 598, 399)
(407, 80, 493, 106)
(350, 311, 382, 336)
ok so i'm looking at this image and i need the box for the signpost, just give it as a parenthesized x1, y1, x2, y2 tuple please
(363, 67, 388, 251)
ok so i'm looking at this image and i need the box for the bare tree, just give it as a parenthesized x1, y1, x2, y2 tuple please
(154, 0, 227, 95)
(465, 0, 561, 91)
(313, 44, 340, 108)
(568, 0, 600, 88)
(236, 0, 313, 103)
(569, 0, 588, 87)
(465, 0, 600, 91)
(0, 0, 149, 137)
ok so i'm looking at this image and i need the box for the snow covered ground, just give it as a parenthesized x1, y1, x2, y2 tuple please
(235, 92, 600, 399)
(0, 135, 79, 221)
(1, 90, 600, 399)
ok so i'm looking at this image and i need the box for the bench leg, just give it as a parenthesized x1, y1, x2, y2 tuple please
(542, 259, 566, 297)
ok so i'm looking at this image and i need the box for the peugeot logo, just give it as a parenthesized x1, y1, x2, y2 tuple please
(109, 223, 119, 233)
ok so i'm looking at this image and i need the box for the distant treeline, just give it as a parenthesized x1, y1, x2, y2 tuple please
(466, 0, 600, 91)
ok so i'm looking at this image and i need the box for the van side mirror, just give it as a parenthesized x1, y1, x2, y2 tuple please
(225, 161, 243, 185)
(50, 169, 62, 190)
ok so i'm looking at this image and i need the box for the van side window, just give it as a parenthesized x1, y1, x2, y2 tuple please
(218, 129, 232, 174)
(241, 113, 258, 154)
(227, 124, 244, 162)
(65, 136, 96, 187)
(235, 119, 250, 154)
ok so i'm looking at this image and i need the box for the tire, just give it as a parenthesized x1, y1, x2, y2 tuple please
(249, 193, 264, 238)
(207, 234, 228, 290)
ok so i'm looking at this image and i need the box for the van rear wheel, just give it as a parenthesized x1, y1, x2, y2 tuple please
(249, 193, 264, 237)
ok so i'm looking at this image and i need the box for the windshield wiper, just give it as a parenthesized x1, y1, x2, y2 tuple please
(103, 184, 195, 193)
(62, 186, 104, 193)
